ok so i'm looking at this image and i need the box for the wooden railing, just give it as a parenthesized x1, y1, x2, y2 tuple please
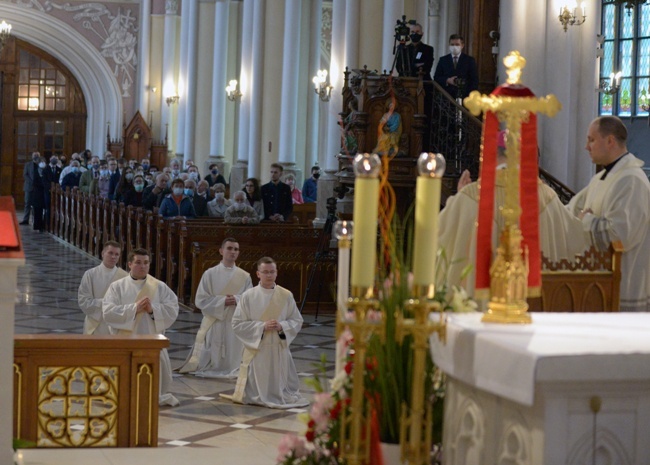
(49, 185, 331, 311)
(14, 334, 168, 448)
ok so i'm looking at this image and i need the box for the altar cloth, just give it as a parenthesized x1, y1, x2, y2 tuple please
(429, 312, 650, 406)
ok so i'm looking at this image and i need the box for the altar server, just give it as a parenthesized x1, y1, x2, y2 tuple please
(227, 257, 308, 409)
(103, 248, 180, 406)
(78, 241, 128, 335)
(178, 238, 252, 377)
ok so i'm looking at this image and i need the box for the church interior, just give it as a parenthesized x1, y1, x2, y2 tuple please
(1, 0, 650, 464)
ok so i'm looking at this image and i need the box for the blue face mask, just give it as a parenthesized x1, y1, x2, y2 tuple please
(184, 188, 194, 197)
(172, 187, 184, 196)
(72, 167, 79, 173)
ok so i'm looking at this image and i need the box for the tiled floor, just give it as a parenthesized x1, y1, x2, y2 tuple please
(14, 219, 336, 464)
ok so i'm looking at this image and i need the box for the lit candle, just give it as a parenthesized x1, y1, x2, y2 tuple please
(609, 72, 615, 88)
(334, 220, 353, 375)
(350, 153, 381, 291)
(412, 153, 446, 294)
(615, 71, 622, 87)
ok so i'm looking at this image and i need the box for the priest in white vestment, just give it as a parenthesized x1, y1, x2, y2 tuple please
(229, 257, 309, 409)
(439, 130, 589, 296)
(103, 248, 180, 406)
(78, 240, 128, 334)
(567, 116, 650, 312)
(178, 238, 252, 377)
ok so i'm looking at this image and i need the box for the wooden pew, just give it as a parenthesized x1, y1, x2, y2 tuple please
(290, 202, 316, 225)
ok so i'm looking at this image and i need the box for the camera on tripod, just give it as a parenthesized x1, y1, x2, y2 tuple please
(394, 15, 416, 45)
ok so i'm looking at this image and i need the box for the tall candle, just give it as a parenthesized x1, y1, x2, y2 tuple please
(412, 153, 446, 292)
(351, 154, 381, 290)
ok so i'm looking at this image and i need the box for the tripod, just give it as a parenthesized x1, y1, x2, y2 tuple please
(391, 41, 412, 77)
(299, 197, 338, 320)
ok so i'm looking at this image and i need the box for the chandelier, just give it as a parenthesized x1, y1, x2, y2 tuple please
(617, 0, 650, 16)
(0, 20, 12, 54)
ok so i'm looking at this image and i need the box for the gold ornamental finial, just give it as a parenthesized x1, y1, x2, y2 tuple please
(504, 51, 526, 85)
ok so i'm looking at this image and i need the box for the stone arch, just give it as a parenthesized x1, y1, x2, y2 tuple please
(567, 427, 631, 465)
(0, 4, 123, 156)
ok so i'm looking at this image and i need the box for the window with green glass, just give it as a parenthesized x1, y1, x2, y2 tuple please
(599, 1, 650, 116)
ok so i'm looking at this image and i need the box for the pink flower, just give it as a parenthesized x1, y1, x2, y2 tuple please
(310, 392, 335, 433)
(277, 433, 308, 462)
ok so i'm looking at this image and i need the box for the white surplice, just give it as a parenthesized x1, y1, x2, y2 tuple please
(567, 153, 650, 311)
(103, 274, 180, 405)
(78, 263, 128, 335)
(232, 285, 309, 409)
(185, 263, 252, 378)
(439, 172, 590, 297)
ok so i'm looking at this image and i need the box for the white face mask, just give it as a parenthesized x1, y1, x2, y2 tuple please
(233, 201, 246, 211)
(38, 162, 46, 169)
(449, 45, 462, 55)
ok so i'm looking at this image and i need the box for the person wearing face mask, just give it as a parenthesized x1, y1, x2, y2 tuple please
(284, 174, 304, 205)
(434, 34, 478, 100)
(159, 179, 197, 218)
(140, 158, 151, 173)
(20, 151, 42, 225)
(59, 154, 87, 184)
(206, 163, 227, 187)
(301, 166, 320, 203)
(61, 160, 83, 191)
(196, 180, 212, 201)
(42, 156, 62, 229)
(185, 179, 208, 216)
(403, 23, 434, 80)
(115, 173, 144, 207)
(90, 160, 112, 199)
(224, 191, 260, 224)
(114, 168, 136, 205)
(207, 183, 231, 218)
(143, 173, 172, 210)
(79, 156, 102, 194)
(187, 166, 201, 183)
(30, 156, 48, 231)
(107, 158, 121, 200)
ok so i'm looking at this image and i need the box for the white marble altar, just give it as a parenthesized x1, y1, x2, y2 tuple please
(430, 313, 650, 465)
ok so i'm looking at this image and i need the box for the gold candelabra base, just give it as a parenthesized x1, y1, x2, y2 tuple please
(482, 299, 531, 324)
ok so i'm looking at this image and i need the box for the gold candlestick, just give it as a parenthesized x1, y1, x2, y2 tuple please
(464, 51, 561, 324)
(340, 287, 384, 465)
(396, 285, 446, 465)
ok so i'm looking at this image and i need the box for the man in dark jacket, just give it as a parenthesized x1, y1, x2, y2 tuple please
(261, 163, 293, 222)
(434, 34, 478, 100)
(21, 152, 41, 224)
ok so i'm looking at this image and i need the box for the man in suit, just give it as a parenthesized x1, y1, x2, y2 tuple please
(79, 155, 101, 194)
(261, 163, 293, 222)
(107, 158, 121, 200)
(404, 23, 434, 80)
(21, 152, 41, 224)
(434, 34, 479, 101)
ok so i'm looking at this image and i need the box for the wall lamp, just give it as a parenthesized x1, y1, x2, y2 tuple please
(558, 2, 586, 32)
(0, 20, 12, 54)
(312, 69, 333, 102)
(597, 71, 622, 95)
(225, 80, 242, 101)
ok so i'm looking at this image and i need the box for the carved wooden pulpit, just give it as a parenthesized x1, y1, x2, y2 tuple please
(106, 112, 168, 168)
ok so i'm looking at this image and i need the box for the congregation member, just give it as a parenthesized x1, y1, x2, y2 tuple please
(244, 177, 265, 218)
(43, 156, 62, 227)
(78, 241, 128, 335)
(178, 238, 252, 377)
(143, 172, 171, 210)
(187, 164, 201, 183)
(196, 179, 212, 202)
(261, 163, 292, 222)
(207, 183, 230, 218)
(79, 155, 101, 193)
(113, 168, 136, 205)
(21, 151, 41, 225)
(159, 178, 196, 218)
(103, 248, 180, 406)
(434, 34, 478, 100)
(170, 159, 182, 180)
(185, 179, 208, 216)
(206, 163, 227, 187)
(107, 158, 121, 200)
(284, 173, 304, 204)
(88, 160, 111, 199)
(59, 153, 87, 183)
(30, 156, 48, 232)
(301, 166, 320, 203)
(567, 116, 650, 312)
(224, 191, 260, 224)
(227, 256, 309, 409)
(140, 158, 151, 173)
(438, 130, 588, 296)
(60, 160, 83, 191)
(183, 159, 195, 172)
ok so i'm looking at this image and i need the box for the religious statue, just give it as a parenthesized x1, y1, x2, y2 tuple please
(339, 100, 359, 155)
(373, 100, 402, 157)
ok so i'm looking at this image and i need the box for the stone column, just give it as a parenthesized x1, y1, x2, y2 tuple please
(305, 0, 323, 172)
(209, 0, 231, 179)
(277, 0, 303, 181)
(137, 0, 152, 116)
(247, 0, 266, 179)
(182, 0, 199, 163)
(175, 0, 190, 158)
(232, 0, 254, 190)
(316, 0, 346, 228)
(161, 0, 179, 155)
(344, 0, 360, 69)
(382, 0, 404, 73)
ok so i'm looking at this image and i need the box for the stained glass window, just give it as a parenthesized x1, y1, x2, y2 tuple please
(599, 1, 650, 117)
